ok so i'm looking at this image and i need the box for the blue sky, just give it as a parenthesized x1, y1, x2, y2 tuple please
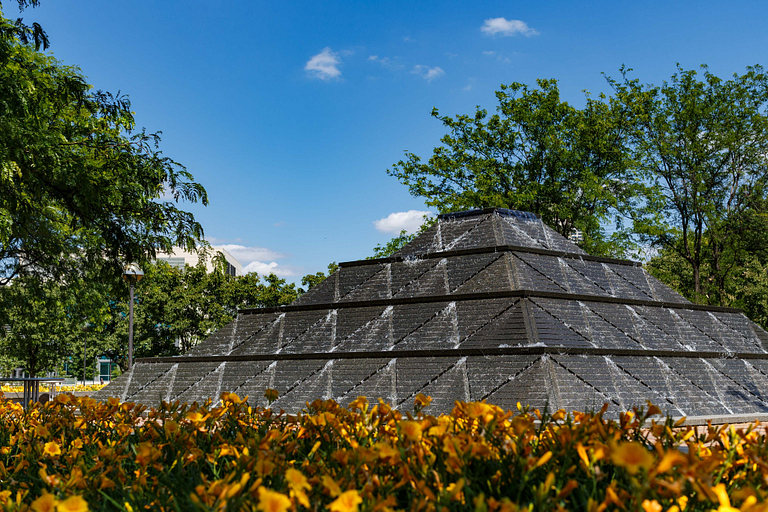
(13, 0, 768, 282)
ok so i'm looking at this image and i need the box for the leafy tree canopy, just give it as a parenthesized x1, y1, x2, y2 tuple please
(301, 262, 340, 291)
(609, 64, 768, 305)
(105, 259, 305, 362)
(388, 79, 643, 257)
(0, 3, 208, 288)
(0, 275, 86, 377)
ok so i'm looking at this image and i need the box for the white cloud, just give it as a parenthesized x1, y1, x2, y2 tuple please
(305, 47, 342, 80)
(206, 236, 242, 244)
(214, 244, 298, 277)
(368, 55, 403, 70)
(411, 65, 445, 82)
(243, 261, 297, 277)
(481, 17, 539, 37)
(483, 51, 495, 56)
(374, 210, 434, 235)
(216, 244, 286, 262)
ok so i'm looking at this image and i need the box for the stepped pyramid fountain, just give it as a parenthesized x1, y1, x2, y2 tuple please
(94, 208, 768, 419)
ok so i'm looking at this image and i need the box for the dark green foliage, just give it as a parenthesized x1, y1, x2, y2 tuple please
(388, 79, 643, 257)
(610, 65, 768, 307)
(300, 262, 339, 291)
(369, 216, 436, 259)
(369, 230, 416, 259)
(111, 259, 304, 361)
(0, 4, 208, 288)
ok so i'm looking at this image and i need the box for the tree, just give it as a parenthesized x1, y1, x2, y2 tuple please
(647, 244, 768, 330)
(300, 262, 339, 290)
(609, 65, 768, 305)
(99, 259, 305, 359)
(0, 4, 208, 288)
(388, 80, 643, 257)
(229, 270, 305, 309)
(0, 276, 80, 377)
(0, 2, 209, 374)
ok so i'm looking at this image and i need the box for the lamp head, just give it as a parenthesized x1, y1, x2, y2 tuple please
(122, 263, 144, 283)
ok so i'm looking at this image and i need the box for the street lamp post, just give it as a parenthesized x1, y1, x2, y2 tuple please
(122, 264, 144, 371)
(82, 322, 89, 387)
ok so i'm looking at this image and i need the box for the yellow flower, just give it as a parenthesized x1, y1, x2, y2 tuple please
(285, 468, 310, 492)
(322, 475, 342, 497)
(400, 421, 422, 441)
(446, 479, 466, 504)
(713, 484, 740, 512)
(256, 487, 291, 512)
(465, 402, 494, 423)
(414, 393, 432, 409)
(55, 394, 71, 405)
(56, 495, 89, 512)
(610, 442, 654, 474)
(327, 490, 363, 512)
(43, 441, 61, 457)
(654, 450, 688, 474)
(576, 443, 590, 468)
(186, 411, 204, 423)
(641, 500, 662, 512)
(264, 388, 280, 403)
(220, 392, 242, 404)
(31, 492, 57, 512)
(534, 451, 552, 468)
(285, 468, 311, 508)
(375, 442, 399, 460)
(164, 420, 178, 435)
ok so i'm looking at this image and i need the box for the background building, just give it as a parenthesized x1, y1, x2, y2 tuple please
(155, 246, 243, 276)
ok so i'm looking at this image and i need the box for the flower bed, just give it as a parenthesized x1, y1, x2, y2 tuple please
(0, 392, 764, 511)
(0, 384, 105, 394)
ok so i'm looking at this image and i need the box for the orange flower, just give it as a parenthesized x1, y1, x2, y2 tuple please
(327, 490, 363, 512)
(610, 442, 654, 474)
(43, 441, 61, 457)
(31, 492, 57, 512)
(256, 487, 291, 512)
(57, 495, 89, 512)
